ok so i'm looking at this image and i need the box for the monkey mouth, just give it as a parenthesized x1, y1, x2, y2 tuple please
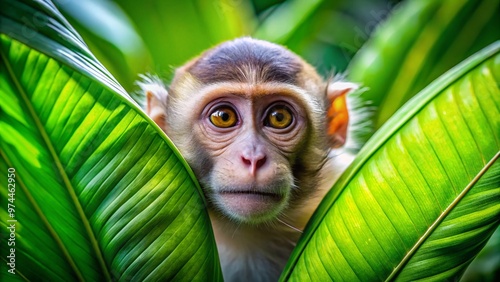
(215, 190, 287, 223)
(219, 190, 281, 199)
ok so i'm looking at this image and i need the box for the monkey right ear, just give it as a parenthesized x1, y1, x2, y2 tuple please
(326, 81, 358, 148)
(146, 90, 167, 130)
(138, 76, 169, 131)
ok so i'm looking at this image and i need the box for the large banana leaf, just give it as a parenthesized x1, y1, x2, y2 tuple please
(0, 0, 221, 280)
(347, 0, 500, 147)
(282, 42, 500, 281)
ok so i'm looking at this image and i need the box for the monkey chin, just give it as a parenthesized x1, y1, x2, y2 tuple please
(212, 185, 290, 225)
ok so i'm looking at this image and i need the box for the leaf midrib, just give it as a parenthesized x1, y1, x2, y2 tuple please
(386, 151, 500, 281)
(0, 39, 111, 281)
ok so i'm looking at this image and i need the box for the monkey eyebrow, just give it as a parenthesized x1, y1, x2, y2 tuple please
(196, 81, 307, 98)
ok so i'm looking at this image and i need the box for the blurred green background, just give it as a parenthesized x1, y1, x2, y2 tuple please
(55, 0, 402, 92)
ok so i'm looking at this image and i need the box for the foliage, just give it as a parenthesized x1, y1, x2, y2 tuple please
(347, 0, 500, 145)
(56, 0, 397, 91)
(0, 0, 498, 281)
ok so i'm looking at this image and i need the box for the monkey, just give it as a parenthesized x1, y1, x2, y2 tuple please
(139, 37, 358, 282)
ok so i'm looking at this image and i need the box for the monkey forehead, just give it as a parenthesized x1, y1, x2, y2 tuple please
(186, 38, 304, 85)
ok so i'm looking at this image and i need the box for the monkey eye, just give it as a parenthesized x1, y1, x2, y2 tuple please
(264, 105, 293, 129)
(210, 106, 238, 128)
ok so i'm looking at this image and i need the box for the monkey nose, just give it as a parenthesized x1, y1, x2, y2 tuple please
(241, 153, 267, 176)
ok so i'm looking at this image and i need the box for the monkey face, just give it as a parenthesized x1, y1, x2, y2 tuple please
(160, 79, 326, 226)
(192, 91, 309, 224)
(143, 38, 338, 226)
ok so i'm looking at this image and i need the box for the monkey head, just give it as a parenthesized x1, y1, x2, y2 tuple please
(142, 38, 356, 225)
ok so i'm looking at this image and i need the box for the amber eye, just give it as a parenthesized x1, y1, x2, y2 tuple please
(210, 106, 238, 128)
(265, 105, 293, 129)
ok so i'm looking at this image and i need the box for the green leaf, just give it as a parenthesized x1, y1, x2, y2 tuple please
(253, 0, 324, 44)
(347, 0, 500, 147)
(282, 42, 500, 281)
(56, 0, 152, 92)
(0, 0, 221, 280)
(462, 226, 500, 281)
(100, 0, 254, 84)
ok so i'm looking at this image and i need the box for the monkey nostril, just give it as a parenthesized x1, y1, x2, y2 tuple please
(242, 156, 252, 166)
(255, 156, 266, 169)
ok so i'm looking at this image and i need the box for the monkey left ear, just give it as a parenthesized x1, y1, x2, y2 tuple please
(326, 81, 358, 148)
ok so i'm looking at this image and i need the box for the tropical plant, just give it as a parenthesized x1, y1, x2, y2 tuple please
(0, 0, 498, 281)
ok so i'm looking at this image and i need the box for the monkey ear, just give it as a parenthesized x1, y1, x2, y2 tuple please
(326, 81, 358, 148)
(146, 90, 167, 131)
(138, 75, 169, 131)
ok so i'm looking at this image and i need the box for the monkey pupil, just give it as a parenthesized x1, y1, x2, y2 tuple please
(220, 112, 230, 121)
(274, 112, 284, 122)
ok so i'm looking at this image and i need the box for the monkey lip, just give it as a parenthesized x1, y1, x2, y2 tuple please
(219, 190, 281, 198)
(216, 190, 285, 221)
